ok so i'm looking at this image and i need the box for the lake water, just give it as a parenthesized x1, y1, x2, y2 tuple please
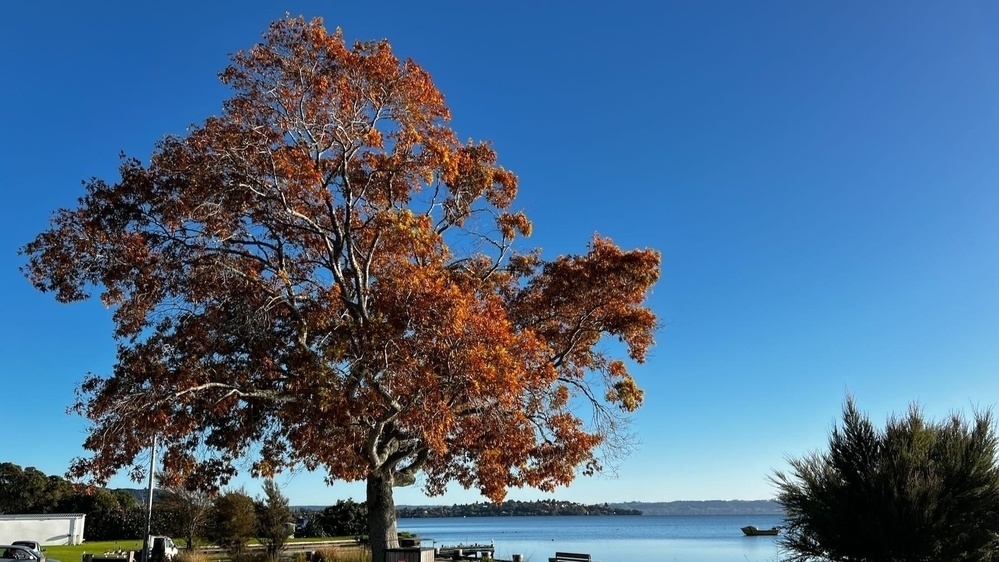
(396, 514, 786, 562)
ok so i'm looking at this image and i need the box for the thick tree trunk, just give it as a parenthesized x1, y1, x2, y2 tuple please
(367, 470, 399, 562)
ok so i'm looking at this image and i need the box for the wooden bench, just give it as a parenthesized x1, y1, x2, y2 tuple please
(549, 552, 591, 562)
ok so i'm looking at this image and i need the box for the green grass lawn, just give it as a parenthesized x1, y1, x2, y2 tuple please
(42, 541, 145, 562)
(40, 538, 359, 562)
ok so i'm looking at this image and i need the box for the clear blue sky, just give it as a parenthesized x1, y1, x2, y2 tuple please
(4, 1, 999, 507)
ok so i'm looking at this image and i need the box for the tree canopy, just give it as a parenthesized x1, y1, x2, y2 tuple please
(304, 499, 368, 538)
(772, 397, 999, 562)
(22, 15, 660, 560)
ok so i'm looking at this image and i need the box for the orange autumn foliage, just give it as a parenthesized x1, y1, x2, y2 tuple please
(21, 15, 660, 558)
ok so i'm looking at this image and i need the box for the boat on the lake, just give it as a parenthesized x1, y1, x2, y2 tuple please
(741, 525, 780, 536)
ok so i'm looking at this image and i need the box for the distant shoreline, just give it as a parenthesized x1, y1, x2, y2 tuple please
(396, 499, 641, 518)
(292, 499, 785, 517)
(611, 499, 783, 516)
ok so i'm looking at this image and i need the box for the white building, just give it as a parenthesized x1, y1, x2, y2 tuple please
(0, 514, 86, 545)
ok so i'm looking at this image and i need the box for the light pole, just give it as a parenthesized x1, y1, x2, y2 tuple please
(142, 436, 158, 562)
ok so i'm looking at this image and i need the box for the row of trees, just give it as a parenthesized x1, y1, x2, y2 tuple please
(396, 499, 640, 518)
(164, 482, 294, 559)
(0, 463, 295, 556)
(165, 488, 370, 550)
(204, 481, 293, 559)
(0, 462, 149, 540)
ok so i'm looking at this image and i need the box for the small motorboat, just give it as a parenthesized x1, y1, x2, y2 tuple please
(741, 525, 780, 536)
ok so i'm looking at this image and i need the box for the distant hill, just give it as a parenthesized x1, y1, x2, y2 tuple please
(117, 487, 159, 503)
(608, 500, 783, 516)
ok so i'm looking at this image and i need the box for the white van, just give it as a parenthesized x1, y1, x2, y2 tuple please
(149, 537, 178, 561)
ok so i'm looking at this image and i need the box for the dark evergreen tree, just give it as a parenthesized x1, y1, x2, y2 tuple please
(773, 397, 999, 562)
(255, 480, 292, 560)
(209, 489, 258, 558)
(309, 500, 368, 538)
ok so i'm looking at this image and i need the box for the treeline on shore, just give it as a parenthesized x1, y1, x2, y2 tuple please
(392, 499, 784, 518)
(396, 499, 641, 517)
(610, 500, 783, 516)
(0, 462, 330, 551)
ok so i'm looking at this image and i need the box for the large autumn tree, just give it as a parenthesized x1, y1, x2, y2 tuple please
(22, 16, 659, 561)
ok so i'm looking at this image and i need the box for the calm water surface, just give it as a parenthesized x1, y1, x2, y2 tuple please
(397, 514, 785, 562)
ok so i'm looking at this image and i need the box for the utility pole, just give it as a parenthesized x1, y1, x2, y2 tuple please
(142, 436, 157, 562)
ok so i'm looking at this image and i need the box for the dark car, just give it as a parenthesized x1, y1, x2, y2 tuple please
(9, 545, 41, 556)
(0, 545, 50, 562)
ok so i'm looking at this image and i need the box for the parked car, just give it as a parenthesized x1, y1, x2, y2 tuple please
(0, 544, 56, 562)
(9, 544, 41, 555)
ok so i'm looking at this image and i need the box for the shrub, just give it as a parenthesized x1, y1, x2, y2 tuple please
(174, 551, 210, 562)
(773, 397, 999, 562)
(310, 546, 370, 562)
(233, 553, 269, 562)
(208, 489, 258, 558)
